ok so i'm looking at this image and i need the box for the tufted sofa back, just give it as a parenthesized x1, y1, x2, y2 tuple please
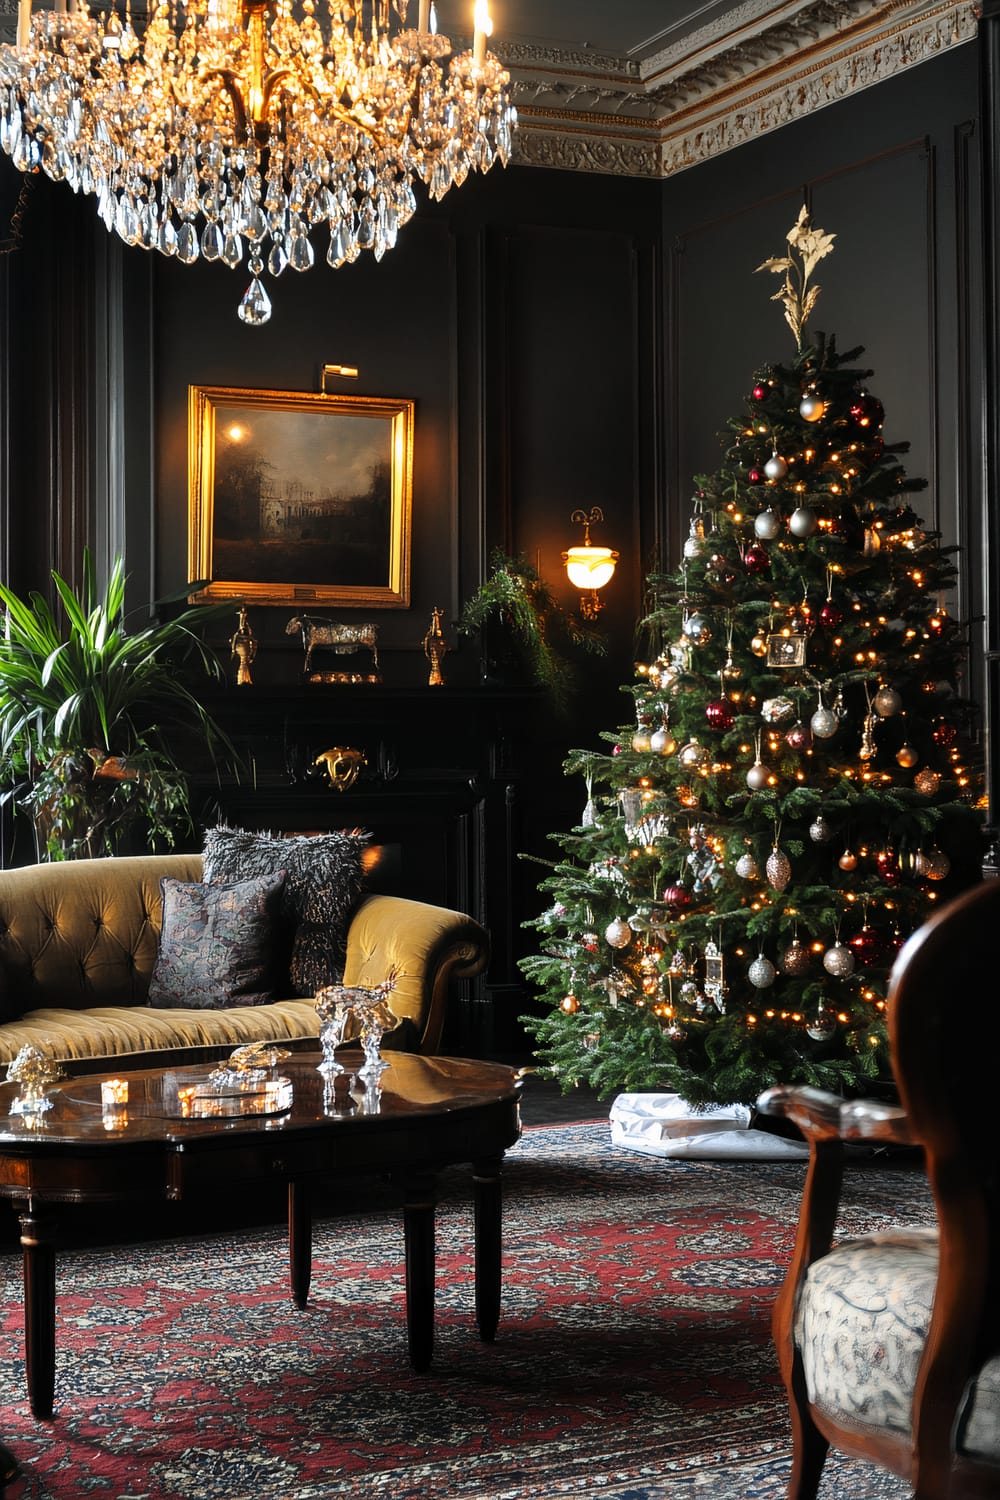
(0, 854, 202, 1022)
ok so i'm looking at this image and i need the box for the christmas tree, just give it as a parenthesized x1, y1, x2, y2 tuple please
(520, 207, 984, 1108)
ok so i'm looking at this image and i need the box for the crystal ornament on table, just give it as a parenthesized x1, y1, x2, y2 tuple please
(6, 1043, 64, 1116)
(315, 970, 400, 1083)
(0, 0, 516, 325)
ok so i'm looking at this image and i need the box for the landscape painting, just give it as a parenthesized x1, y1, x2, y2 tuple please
(188, 386, 413, 608)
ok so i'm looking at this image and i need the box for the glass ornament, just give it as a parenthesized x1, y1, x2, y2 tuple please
(605, 917, 632, 948)
(631, 730, 652, 752)
(705, 698, 735, 731)
(789, 506, 818, 537)
(747, 467, 764, 484)
(764, 452, 788, 481)
(678, 738, 710, 769)
(750, 633, 769, 656)
(921, 848, 951, 881)
(748, 954, 776, 988)
(734, 852, 759, 880)
(786, 721, 811, 750)
(810, 705, 838, 739)
(838, 848, 858, 871)
(806, 1006, 839, 1042)
(560, 994, 579, 1014)
(874, 686, 902, 717)
(822, 941, 856, 977)
(746, 759, 770, 791)
(754, 508, 782, 540)
(799, 393, 825, 422)
(810, 816, 833, 843)
(896, 743, 919, 768)
(818, 600, 844, 628)
(863, 527, 882, 556)
(682, 613, 712, 645)
(751, 383, 767, 401)
(850, 925, 885, 964)
(662, 883, 692, 910)
(766, 847, 791, 891)
(683, 518, 705, 558)
(650, 726, 677, 755)
(743, 544, 770, 575)
(780, 939, 811, 976)
(849, 392, 884, 429)
(914, 768, 942, 795)
(933, 720, 957, 747)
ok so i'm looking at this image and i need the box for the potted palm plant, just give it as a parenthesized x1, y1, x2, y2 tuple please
(0, 549, 231, 860)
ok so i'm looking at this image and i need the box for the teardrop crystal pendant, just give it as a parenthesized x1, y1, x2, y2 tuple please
(238, 272, 272, 327)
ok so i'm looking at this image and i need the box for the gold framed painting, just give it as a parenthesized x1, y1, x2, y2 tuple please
(188, 385, 414, 608)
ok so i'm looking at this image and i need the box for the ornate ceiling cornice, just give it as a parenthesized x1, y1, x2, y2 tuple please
(505, 0, 977, 179)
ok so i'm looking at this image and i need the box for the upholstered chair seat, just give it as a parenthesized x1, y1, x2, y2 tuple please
(759, 876, 1000, 1500)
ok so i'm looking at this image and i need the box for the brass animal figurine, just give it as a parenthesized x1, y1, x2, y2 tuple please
(314, 745, 367, 790)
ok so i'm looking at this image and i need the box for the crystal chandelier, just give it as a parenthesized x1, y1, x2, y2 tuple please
(0, 0, 516, 325)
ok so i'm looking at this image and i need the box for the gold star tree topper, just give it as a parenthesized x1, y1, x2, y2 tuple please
(755, 205, 837, 350)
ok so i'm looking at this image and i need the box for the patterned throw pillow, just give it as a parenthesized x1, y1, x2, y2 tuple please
(147, 872, 285, 1011)
(201, 826, 369, 997)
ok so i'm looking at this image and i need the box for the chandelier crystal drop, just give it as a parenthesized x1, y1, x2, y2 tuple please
(0, 0, 516, 324)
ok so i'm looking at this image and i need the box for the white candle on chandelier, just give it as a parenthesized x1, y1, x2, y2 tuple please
(16, 0, 30, 49)
(473, 0, 492, 67)
(418, 0, 429, 30)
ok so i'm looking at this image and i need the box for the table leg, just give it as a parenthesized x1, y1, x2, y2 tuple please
(473, 1154, 503, 1342)
(0, 1439, 18, 1486)
(402, 1173, 436, 1372)
(288, 1180, 312, 1309)
(19, 1209, 56, 1421)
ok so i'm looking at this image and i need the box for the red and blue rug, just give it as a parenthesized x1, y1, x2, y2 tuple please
(0, 1123, 932, 1499)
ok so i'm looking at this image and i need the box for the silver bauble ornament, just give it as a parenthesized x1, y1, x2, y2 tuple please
(678, 737, 710, 769)
(605, 917, 632, 949)
(683, 520, 705, 559)
(822, 942, 856, 977)
(746, 760, 770, 791)
(754, 508, 782, 540)
(810, 816, 832, 843)
(896, 743, 919, 768)
(682, 613, 712, 645)
(748, 955, 776, 989)
(789, 506, 818, 538)
(806, 1006, 839, 1042)
(766, 847, 791, 891)
(764, 452, 788, 481)
(914, 768, 942, 795)
(780, 939, 811, 976)
(810, 706, 838, 739)
(734, 852, 759, 880)
(799, 393, 826, 422)
(650, 727, 677, 755)
(874, 686, 903, 717)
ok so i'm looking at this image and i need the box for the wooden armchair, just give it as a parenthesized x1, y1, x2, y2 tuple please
(758, 877, 1000, 1499)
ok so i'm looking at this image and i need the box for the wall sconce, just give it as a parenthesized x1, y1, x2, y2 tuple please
(563, 507, 619, 619)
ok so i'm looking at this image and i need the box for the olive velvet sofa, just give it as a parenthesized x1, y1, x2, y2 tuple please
(0, 854, 491, 1074)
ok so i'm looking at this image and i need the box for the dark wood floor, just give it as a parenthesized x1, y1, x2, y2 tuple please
(508, 1067, 608, 1127)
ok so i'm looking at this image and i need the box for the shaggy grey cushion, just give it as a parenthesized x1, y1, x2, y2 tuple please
(202, 826, 369, 997)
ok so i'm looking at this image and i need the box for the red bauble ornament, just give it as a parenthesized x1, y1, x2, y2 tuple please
(662, 884, 692, 910)
(705, 698, 735, 731)
(849, 392, 885, 429)
(876, 850, 902, 885)
(752, 383, 767, 401)
(818, 601, 844, 627)
(743, 544, 770, 575)
(747, 467, 764, 484)
(612, 744, 622, 756)
(932, 720, 957, 747)
(785, 721, 811, 750)
(849, 925, 886, 965)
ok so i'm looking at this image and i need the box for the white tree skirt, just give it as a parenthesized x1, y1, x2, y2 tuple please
(609, 1092, 807, 1159)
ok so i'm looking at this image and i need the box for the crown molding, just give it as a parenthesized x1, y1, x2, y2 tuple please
(506, 0, 977, 178)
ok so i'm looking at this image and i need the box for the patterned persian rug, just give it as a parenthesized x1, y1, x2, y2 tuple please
(0, 1122, 932, 1500)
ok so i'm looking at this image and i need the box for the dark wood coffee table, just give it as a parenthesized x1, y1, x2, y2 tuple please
(0, 1051, 521, 1420)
